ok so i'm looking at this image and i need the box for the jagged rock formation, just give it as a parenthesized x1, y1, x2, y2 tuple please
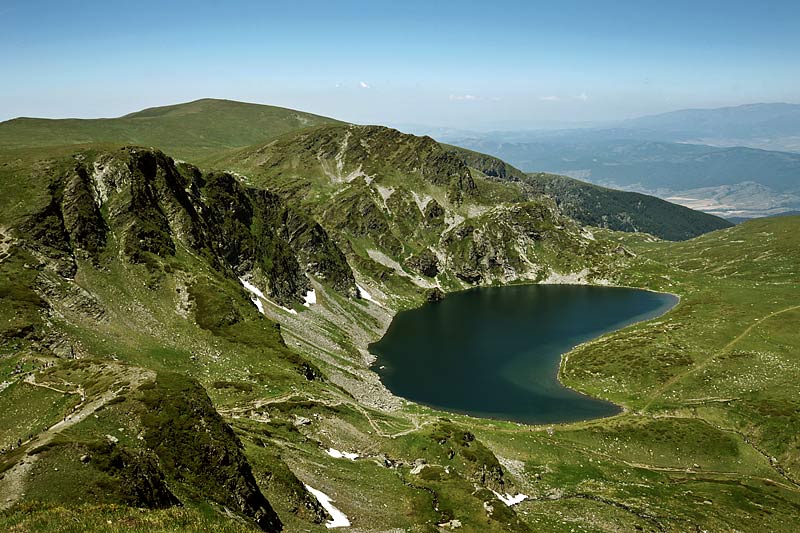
(138, 373, 283, 532)
(226, 124, 615, 297)
(18, 147, 355, 306)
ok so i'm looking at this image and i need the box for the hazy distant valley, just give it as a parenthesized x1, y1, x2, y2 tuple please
(424, 103, 800, 220)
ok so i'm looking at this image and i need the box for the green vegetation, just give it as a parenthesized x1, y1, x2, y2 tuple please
(0, 100, 797, 531)
(0, 99, 339, 163)
(447, 144, 734, 240)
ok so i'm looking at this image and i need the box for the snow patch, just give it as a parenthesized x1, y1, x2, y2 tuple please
(304, 484, 351, 528)
(374, 184, 395, 203)
(491, 489, 528, 506)
(326, 448, 358, 460)
(303, 289, 317, 307)
(356, 284, 373, 301)
(240, 278, 266, 300)
(240, 277, 297, 315)
(411, 191, 433, 213)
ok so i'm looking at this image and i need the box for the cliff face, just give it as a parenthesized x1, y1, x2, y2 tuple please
(226, 124, 616, 301)
(17, 147, 355, 306)
(138, 372, 283, 532)
(0, 147, 362, 531)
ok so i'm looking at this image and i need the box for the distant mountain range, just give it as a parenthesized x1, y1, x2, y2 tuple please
(0, 98, 797, 532)
(0, 98, 730, 241)
(433, 103, 800, 220)
(620, 103, 800, 151)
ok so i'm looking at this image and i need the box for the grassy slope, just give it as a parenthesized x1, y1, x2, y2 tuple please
(0, 99, 339, 163)
(445, 144, 734, 240)
(1, 114, 799, 531)
(217, 123, 618, 301)
(225, 215, 800, 532)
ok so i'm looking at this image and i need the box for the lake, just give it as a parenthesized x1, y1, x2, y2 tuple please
(369, 284, 677, 424)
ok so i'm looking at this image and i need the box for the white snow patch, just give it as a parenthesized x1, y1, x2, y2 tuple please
(240, 277, 297, 315)
(326, 448, 358, 460)
(491, 490, 528, 506)
(304, 484, 351, 528)
(374, 184, 395, 208)
(411, 191, 433, 213)
(240, 278, 266, 300)
(356, 284, 373, 301)
(303, 289, 317, 307)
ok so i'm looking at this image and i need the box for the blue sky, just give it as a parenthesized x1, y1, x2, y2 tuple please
(1, 0, 798, 127)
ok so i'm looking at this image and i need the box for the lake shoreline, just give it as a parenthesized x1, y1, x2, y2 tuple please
(369, 283, 679, 425)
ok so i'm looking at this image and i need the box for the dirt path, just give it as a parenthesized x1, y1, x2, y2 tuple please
(0, 226, 13, 263)
(0, 367, 152, 511)
(642, 304, 800, 412)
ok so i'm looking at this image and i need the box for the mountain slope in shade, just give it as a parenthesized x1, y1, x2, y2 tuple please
(445, 145, 733, 240)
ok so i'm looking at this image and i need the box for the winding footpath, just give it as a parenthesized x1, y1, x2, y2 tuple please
(642, 304, 800, 412)
(0, 367, 152, 511)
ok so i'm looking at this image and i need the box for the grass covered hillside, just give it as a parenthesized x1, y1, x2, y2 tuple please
(0, 99, 340, 163)
(0, 145, 357, 531)
(219, 123, 620, 303)
(446, 145, 734, 240)
(1, 101, 798, 531)
(0, 98, 735, 244)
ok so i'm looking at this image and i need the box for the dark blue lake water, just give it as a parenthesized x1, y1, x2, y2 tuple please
(369, 284, 677, 424)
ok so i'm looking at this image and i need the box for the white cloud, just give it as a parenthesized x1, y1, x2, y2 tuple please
(449, 94, 479, 101)
(359, 81, 370, 89)
(539, 95, 560, 102)
(576, 92, 589, 101)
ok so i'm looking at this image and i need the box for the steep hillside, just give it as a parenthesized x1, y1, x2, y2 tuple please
(0, 137, 620, 531)
(2, 107, 799, 532)
(446, 145, 733, 240)
(0, 99, 340, 163)
(221, 124, 619, 300)
(0, 146, 360, 531)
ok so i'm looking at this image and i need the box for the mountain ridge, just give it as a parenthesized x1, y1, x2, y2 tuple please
(0, 99, 341, 163)
(1, 99, 800, 531)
